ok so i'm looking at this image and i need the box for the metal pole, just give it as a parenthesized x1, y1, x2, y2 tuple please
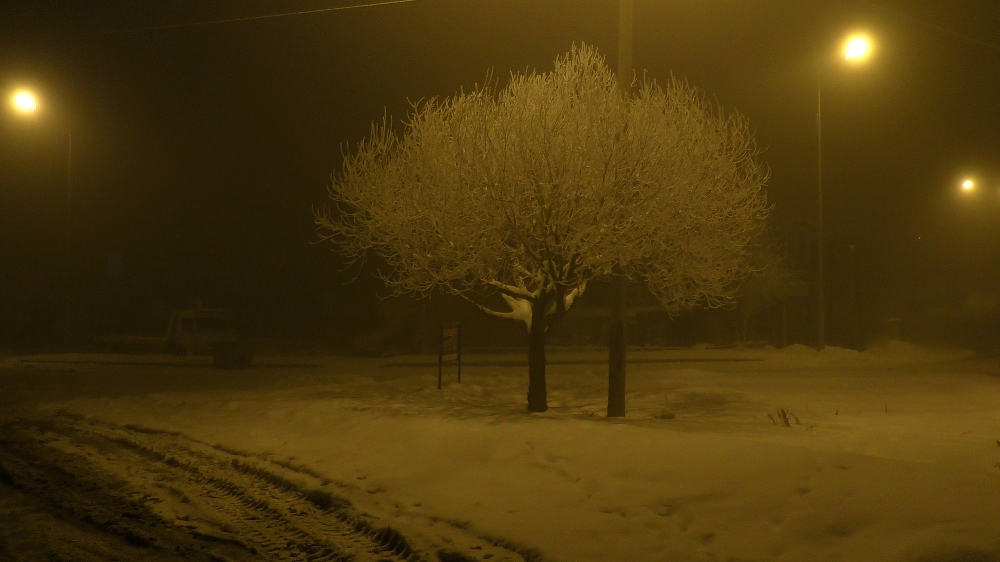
(437, 324, 443, 390)
(617, 0, 633, 90)
(816, 75, 825, 351)
(608, 0, 633, 418)
(63, 124, 73, 349)
(850, 244, 865, 350)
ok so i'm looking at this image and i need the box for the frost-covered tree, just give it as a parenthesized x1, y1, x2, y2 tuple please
(317, 44, 769, 412)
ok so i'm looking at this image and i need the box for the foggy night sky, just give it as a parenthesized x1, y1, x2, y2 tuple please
(1, 1, 999, 346)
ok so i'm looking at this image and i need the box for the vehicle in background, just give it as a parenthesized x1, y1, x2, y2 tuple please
(93, 309, 252, 368)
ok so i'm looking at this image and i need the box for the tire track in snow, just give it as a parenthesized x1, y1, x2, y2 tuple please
(73, 418, 422, 561)
(1, 414, 528, 562)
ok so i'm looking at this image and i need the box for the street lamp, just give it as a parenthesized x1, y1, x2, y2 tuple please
(816, 32, 874, 350)
(10, 90, 38, 114)
(7, 87, 74, 349)
(844, 34, 873, 62)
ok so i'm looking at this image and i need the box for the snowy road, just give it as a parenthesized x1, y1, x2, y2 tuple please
(0, 415, 414, 561)
(0, 412, 524, 562)
(3, 344, 1000, 561)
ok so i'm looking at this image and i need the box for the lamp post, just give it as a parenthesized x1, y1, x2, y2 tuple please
(8, 88, 74, 349)
(816, 33, 872, 350)
(607, 0, 632, 418)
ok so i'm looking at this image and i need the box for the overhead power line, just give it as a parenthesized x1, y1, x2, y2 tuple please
(117, 0, 425, 34)
(861, 0, 1000, 53)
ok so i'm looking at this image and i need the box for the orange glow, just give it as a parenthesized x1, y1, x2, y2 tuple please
(10, 90, 38, 113)
(844, 34, 872, 62)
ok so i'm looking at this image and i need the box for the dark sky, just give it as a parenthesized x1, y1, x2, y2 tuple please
(2, 1, 999, 345)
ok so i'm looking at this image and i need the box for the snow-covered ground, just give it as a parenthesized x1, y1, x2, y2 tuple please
(27, 342, 1000, 561)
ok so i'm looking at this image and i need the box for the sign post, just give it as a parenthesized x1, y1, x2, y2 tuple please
(438, 323, 461, 389)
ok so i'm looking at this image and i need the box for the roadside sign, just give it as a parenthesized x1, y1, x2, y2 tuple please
(438, 323, 461, 389)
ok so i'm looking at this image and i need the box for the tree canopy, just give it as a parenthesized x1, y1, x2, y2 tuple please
(318, 44, 769, 411)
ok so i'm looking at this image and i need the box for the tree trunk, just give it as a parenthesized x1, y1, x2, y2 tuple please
(607, 317, 626, 417)
(526, 305, 548, 413)
(607, 274, 627, 417)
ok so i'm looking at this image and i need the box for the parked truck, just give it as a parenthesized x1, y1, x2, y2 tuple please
(94, 309, 252, 368)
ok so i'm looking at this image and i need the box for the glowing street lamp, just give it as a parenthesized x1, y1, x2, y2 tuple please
(844, 34, 873, 62)
(961, 179, 975, 192)
(10, 90, 38, 114)
(816, 31, 875, 350)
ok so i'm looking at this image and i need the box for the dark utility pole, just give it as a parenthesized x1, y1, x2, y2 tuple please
(816, 76, 825, 350)
(63, 124, 73, 349)
(607, 0, 632, 418)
